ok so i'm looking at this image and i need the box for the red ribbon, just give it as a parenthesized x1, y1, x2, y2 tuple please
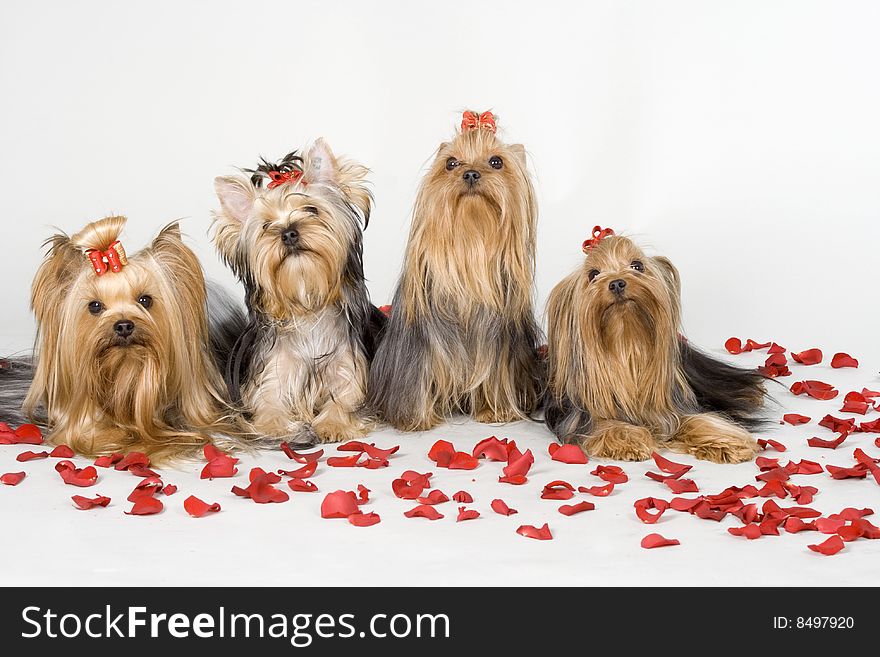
(86, 241, 127, 276)
(582, 226, 615, 253)
(267, 169, 304, 189)
(461, 110, 497, 134)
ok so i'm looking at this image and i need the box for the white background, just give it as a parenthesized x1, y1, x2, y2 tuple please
(1, 2, 879, 587)
(1, 1, 878, 362)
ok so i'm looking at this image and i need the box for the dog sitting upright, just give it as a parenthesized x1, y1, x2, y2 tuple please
(213, 140, 384, 444)
(2, 216, 238, 461)
(368, 111, 543, 431)
(545, 227, 765, 463)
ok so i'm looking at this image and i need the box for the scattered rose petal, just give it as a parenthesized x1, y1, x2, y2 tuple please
(356, 484, 370, 504)
(808, 534, 845, 556)
(665, 478, 699, 494)
(288, 478, 318, 492)
(452, 490, 473, 503)
(280, 443, 323, 463)
(472, 436, 511, 461)
(634, 497, 670, 524)
(791, 348, 822, 365)
(392, 470, 432, 499)
(791, 380, 838, 400)
(578, 482, 615, 497)
(724, 337, 744, 354)
(321, 490, 360, 518)
(591, 464, 628, 484)
(404, 504, 444, 520)
(114, 452, 150, 472)
(728, 523, 763, 539)
(71, 494, 110, 510)
(840, 391, 871, 415)
(428, 439, 478, 470)
(231, 467, 289, 504)
(491, 499, 517, 516)
(348, 512, 381, 527)
(758, 438, 787, 452)
(826, 464, 867, 480)
(1, 472, 26, 486)
(94, 453, 123, 468)
(126, 494, 164, 516)
(162, 484, 177, 495)
(548, 443, 589, 464)
(558, 501, 595, 516)
(201, 444, 239, 479)
(12, 424, 43, 445)
(808, 434, 848, 449)
(819, 415, 856, 434)
(184, 495, 221, 517)
(830, 353, 858, 369)
(278, 461, 318, 479)
(540, 480, 576, 500)
(55, 461, 98, 487)
(651, 452, 692, 476)
(326, 454, 362, 468)
(417, 489, 449, 505)
(16, 450, 48, 462)
(516, 523, 553, 540)
(782, 414, 810, 426)
(641, 533, 679, 549)
(49, 445, 75, 458)
(456, 506, 480, 522)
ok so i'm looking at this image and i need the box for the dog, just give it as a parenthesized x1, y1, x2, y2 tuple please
(544, 227, 765, 463)
(212, 139, 384, 444)
(0, 216, 240, 461)
(368, 110, 543, 431)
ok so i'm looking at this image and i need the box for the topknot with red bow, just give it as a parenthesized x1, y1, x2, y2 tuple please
(86, 241, 128, 276)
(461, 110, 497, 134)
(246, 151, 306, 189)
(582, 226, 615, 254)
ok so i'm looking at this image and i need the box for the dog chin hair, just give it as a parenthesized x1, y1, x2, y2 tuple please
(11, 215, 242, 463)
(213, 139, 385, 445)
(368, 111, 543, 432)
(545, 233, 767, 464)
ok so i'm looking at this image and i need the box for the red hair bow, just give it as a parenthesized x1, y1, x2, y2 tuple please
(86, 241, 128, 276)
(267, 169, 304, 189)
(582, 226, 615, 253)
(461, 110, 497, 134)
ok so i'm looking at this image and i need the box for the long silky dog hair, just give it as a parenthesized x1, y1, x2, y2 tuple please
(0, 216, 241, 461)
(544, 228, 766, 463)
(213, 139, 385, 444)
(368, 111, 543, 431)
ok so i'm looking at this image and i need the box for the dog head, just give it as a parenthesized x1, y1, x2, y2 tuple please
(213, 139, 371, 319)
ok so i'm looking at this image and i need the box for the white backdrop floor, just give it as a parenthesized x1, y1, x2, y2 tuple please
(1, 343, 878, 587)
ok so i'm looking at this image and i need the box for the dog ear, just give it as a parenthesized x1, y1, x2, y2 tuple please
(31, 232, 83, 324)
(150, 222, 208, 307)
(652, 255, 681, 297)
(308, 138, 373, 226)
(214, 176, 255, 224)
(509, 143, 528, 166)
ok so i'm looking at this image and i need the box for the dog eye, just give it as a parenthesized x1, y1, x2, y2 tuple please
(630, 260, 644, 272)
(87, 300, 104, 315)
(445, 157, 460, 171)
(137, 295, 153, 310)
(588, 269, 599, 282)
(489, 155, 503, 169)
(302, 206, 319, 215)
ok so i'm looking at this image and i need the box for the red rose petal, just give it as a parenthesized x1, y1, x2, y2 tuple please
(808, 534, 845, 556)
(184, 495, 221, 517)
(12, 424, 43, 445)
(326, 454, 361, 468)
(162, 484, 177, 495)
(452, 490, 473, 503)
(231, 467, 289, 503)
(49, 445, 75, 458)
(818, 415, 856, 434)
(321, 490, 360, 518)
(786, 459, 823, 475)
(126, 495, 164, 516)
(288, 478, 318, 492)
(55, 461, 98, 487)
(391, 470, 432, 499)
(807, 434, 848, 449)
(280, 443, 324, 463)
(428, 439, 455, 464)
(502, 449, 534, 479)
(200, 444, 239, 479)
(640, 533, 680, 549)
(540, 480, 576, 500)
(826, 464, 868, 480)
(791, 348, 822, 365)
(94, 453, 124, 468)
(472, 436, 510, 461)
(591, 464, 628, 484)
(728, 523, 763, 539)
(456, 506, 481, 522)
(755, 467, 790, 483)
(861, 419, 880, 433)
(840, 391, 870, 415)
(71, 494, 110, 510)
(356, 484, 370, 504)
(784, 517, 817, 533)
(768, 342, 786, 354)
(664, 478, 699, 494)
(498, 474, 528, 485)
(791, 380, 838, 401)
(725, 337, 744, 354)
(830, 507, 873, 521)
(548, 443, 589, 464)
(757, 438, 787, 452)
(516, 523, 553, 540)
(114, 452, 150, 472)
(16, 450, 48, 462)
(634, 497, 670, 524)
(348, 512, 381, 527)
(491, 499, 517, 516)
(830, 352, 858, 369)
(651, 452, 692, 476)
(578, 482, 615, 497)
(404, 504, 444, 520)
(417, 489, 449, 505)
(782, 414, 811, 426)
(744, 339, 771, 351)
(278, 461, 318, 479)
(558, 501, 595, 516)
(1, 472, 26, 486)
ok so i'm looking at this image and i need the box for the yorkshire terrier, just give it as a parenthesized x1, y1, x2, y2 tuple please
(368, 110, 542, 431)
(544, 227, 766, 463)
(0, 216, 240, 460)
(212, 139, 384, 444)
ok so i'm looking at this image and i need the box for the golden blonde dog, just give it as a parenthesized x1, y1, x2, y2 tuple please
(545, 228, 765, 463)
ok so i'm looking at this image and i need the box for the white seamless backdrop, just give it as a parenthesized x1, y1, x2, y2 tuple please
(1, 1, 878, 363)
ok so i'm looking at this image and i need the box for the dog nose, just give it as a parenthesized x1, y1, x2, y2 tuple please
(463, 169, 481, 185)
(114, 320, 135, 337)
(608, 279, 627, 295)
(281, 228, 300, 247)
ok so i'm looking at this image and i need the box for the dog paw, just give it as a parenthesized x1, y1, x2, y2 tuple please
(585, 423, 656, 461)
(473, 408, 520, 425)
(686, 439, 759, 464)
(313, 419, 371, 444)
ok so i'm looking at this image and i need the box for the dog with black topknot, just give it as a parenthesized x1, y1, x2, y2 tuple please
(213, 140, 384, 444)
